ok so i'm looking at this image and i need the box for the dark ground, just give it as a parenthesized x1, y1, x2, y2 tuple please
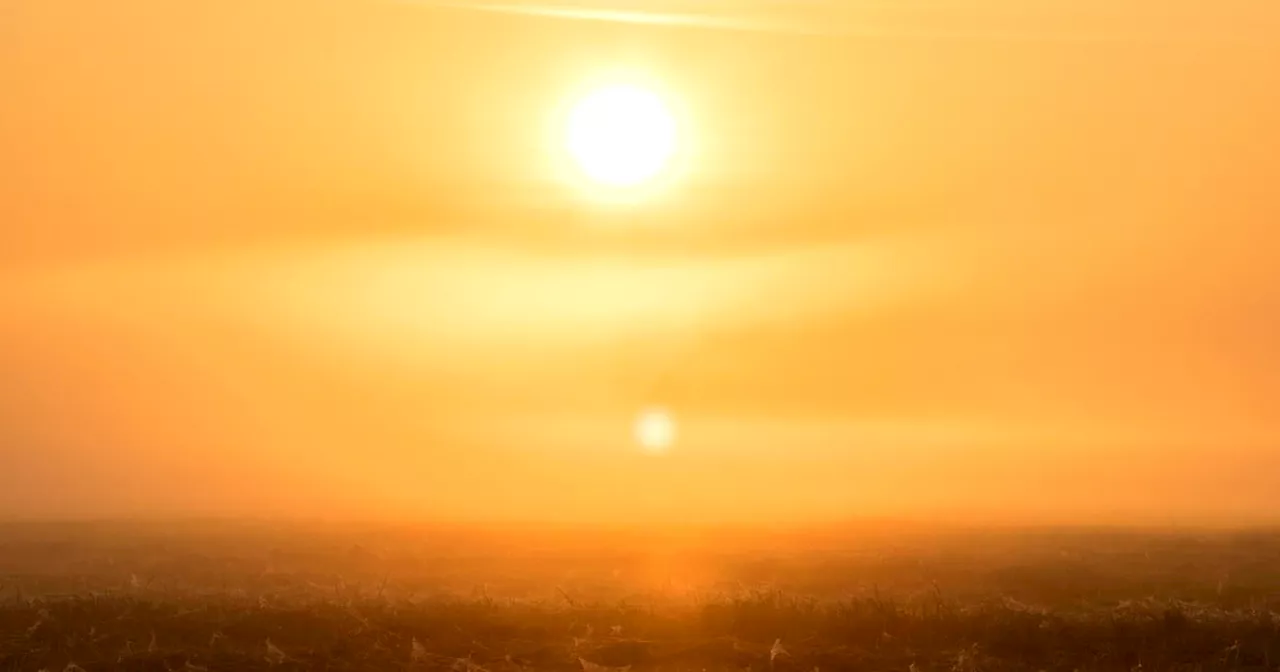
(2, 521, 1279, 672)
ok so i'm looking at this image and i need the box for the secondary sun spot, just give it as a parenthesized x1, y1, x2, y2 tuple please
(565, 84, 678, 188)
(634, 407, 676, 454)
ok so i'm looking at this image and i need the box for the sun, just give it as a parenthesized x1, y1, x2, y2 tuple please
(565, 84, 678, 189)
(634, 407, 676, 454)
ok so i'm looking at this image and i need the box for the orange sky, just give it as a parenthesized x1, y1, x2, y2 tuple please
(2, 0, 1279, 525)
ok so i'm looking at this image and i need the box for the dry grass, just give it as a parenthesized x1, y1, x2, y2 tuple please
(2, 522, 1280, 672)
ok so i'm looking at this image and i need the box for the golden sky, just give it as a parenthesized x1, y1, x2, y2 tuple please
(2, 0, 1279, 524)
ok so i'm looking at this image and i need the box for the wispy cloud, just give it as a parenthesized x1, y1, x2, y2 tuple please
(424, 0, 762, 31)
(408, 0, 1273, 44)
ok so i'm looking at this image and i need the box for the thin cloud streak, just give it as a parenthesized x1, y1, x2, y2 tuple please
(412, 0, 1273, 44)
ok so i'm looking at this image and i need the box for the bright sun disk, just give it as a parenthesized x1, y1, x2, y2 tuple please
(566, 84, 677, 188)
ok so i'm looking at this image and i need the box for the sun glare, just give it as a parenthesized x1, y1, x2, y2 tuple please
(565, 84, 678, 188)
(634, 408, 676, 454)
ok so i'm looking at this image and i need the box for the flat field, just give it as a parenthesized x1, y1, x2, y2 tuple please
(2, 522, 1279, 672)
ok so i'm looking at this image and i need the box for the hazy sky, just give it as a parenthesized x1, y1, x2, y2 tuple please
(2, 0, 1279, 524)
